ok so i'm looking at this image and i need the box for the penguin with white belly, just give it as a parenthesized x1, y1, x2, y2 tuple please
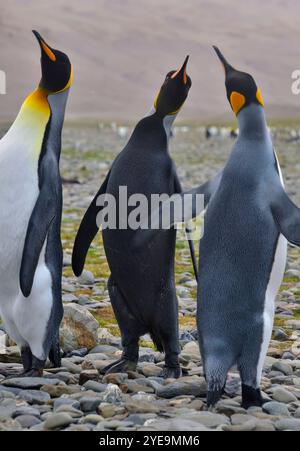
(197, 47, 300, 409)
(0, 31, 72, 376)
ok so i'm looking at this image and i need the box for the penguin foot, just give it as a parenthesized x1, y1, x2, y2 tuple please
(101, 358, 137, 375)
(161, 366, 182, 379)
(241, 384, 264, 409)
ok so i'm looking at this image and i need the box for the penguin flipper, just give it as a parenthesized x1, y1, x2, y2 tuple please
(72, 171, 111, 277)
(20, 163, 59, 298)
(271, 189, 300, 247)
(133, 171, 222, 250)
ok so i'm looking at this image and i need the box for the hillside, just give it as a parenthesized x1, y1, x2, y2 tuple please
(1, 0, 300, 122)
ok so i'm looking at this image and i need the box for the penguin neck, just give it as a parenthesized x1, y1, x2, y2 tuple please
(146, 107, 176, 140)
(46, 89, 70, 159)
(237, 104, 270, 141)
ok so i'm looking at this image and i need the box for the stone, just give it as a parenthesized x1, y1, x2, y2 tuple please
(80, 397, 102, 412)
(61, 358, 82, 374)
(81, 414, 104, 424)
(12, 406, 40, 418)
(89, 345, 119, 355)
(97, 403, 120, 418)
(285, 320, 300, 330)
(223, 419, 257, 432)
(141, 364, 163, 377)
(44, 413, 74, 430)
(273, 328, 289, 341)
(41, 384, 81, 398)
(275, 418, 300, 431)
(18, 390, 51, 405)
(147, 418, 210, 431)
(55, 405, 83, 418)
(125, 400, 160, 414)
(16, 414, 41, 429)
(60, 303, 99, 352)
(1, 377, 62, 389)
(103, 384, 123, 403)
(79, 369, 99, 385)
(0, 418, 22, 431)
(272, 387, 297, 403)
(103, 373, 128, 385)
(184, 412, 229, 428)
(263, 401, 290, 416)
(156, 377, 207, 398)
(83, 381, 107, 393)
(53, 398, 81, 411)
(77, 270, 95, 285)
(0, 346, 22, 363)
(271, 361, 293, 376)
(294, 407, 300, 419)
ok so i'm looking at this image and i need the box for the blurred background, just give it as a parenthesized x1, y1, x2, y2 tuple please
(1, 0, 300, 123)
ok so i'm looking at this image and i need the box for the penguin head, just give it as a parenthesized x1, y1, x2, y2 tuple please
(213, 46, 264, 116)
(33, 30, 72, 94)
(154, 56, 192, 117)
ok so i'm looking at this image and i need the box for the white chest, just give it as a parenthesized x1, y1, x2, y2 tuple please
(0, 133, 40, 291)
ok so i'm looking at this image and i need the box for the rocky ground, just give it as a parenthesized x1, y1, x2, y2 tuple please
(0, 123, 300, 431)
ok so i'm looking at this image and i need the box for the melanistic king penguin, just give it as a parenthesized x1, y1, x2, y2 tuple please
(0, 31, 72, 376)
(72, 57, 192, 377)
(195, 48, 300, 408)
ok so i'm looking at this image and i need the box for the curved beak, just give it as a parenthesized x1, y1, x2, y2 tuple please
(213, 46, 234, 75)
(32, 30, 56, 62)
(171, 55, 189, 84)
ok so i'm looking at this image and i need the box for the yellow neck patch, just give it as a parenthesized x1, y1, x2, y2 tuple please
(256, 88, 264, 106)
(230, 91, 246, 115)
(22, 88, 50, 116)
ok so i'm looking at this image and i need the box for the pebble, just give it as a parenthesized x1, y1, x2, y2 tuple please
(18, 390, 51, 405)
(44, 413, 74, 430)
(263, 401, 291, 417)
(15, 415, 41, 429)
(271, 361, 294, 376)
(80, 397, 102, 412)
(275, 418, 300, 431)
(272, 387, 297, 403)
(156, 377, 207, 398)
(1, 377, 62, 389)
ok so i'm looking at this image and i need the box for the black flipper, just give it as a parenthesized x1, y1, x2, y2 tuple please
(271, 188, 300, 247)
(134, 171, 222, 250)
(20, 159, 60, 298)
(72, 171, 111, 276)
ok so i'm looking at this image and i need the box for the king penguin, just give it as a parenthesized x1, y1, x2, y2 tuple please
(0, 31, 72, 376)
(194, 47, 300, 409)
(72, 57, 192, 378)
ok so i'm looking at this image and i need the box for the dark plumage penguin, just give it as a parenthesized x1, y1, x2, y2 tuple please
(0, 31, 72, 376)
(72, 57, 192, 377)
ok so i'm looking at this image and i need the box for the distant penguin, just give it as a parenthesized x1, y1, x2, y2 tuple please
(0, 31, 72, 376)
(196, 47, 300, 408)
(72, 57, 192, 378)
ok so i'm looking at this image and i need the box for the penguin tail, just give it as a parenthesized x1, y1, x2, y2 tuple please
(207, 384, 225, 409)
(205, 353, 234, 408)
(150, 332, 164, 353)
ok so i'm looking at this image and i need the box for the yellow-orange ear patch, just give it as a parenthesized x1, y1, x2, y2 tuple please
(256, 88, 264, 106)
(41, 41, 56, 61)
(230, 91, 246, 115)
